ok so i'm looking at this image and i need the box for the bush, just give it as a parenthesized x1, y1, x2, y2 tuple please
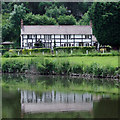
(0, 49, 8, 55)
(71, 64, 83, 74)
(2, 60, 27, 73)
(3, 51, 18, 57)
(54, 46, 95, 54)
(22, 48, 51, 54)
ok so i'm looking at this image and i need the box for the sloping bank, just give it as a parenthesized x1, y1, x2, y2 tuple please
(1, 57, 120, 79)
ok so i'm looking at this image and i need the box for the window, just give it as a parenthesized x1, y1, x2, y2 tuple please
(64, 35, 71, 39)
(27, 35, 32, 39)
(61, 44, 63, 47)
(89, 35, 91, 38)
(33, 35, 37, 38)
(85, 35, 89, 39)
(44, 35, 51, 40)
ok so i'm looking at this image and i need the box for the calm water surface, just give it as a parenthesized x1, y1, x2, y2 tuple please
(2, 74, 120, 118)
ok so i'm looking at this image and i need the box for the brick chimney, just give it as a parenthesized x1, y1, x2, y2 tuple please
(21, 19, 24, 30)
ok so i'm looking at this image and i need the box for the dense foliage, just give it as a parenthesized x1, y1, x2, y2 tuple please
(89, 2, 120, 48)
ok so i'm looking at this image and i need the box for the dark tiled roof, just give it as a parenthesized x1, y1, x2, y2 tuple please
(21, 25, 92, 35)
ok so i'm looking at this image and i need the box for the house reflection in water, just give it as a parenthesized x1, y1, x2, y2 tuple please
(20, 90, 103, 113)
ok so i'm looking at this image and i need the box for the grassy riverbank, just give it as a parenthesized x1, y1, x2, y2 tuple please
(1, 56, 119, 78)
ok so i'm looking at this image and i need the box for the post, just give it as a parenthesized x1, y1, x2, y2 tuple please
(103, 49, 104, 54)
(71, 50, 73, 54)
(56, 51, 58, 55)
(86, 50, 88, 54)
(18, 51, 19, 56)
(29, 52, 31, 55)
(42, 51, 44, 55)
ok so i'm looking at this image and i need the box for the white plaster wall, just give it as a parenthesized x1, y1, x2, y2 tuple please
(51, 35, 54, 39)
(37, 35, 40, 38)
(23, 35, 27, 38)
(28, 39, 32, 43)
(70, 35, 73, 38)
(56, 43, 60, 47)
(24, 39, 27, 43)
(33, 39, 36, 43)
(68, 39, 74, 42)
(75, 39, 82, 42)
(61, 35, 64, 39)
(75, 35, 82, 38)
(55, 35, 60, 38)
(83, 39, 91, 42)
(55, 39, 60, 42)
(41, 35, 44, 38)
(61, 39, 67, 42)
(83, 35, 85, 38)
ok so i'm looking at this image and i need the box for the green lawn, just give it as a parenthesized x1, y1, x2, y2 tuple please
(67, 56, 118, 67)
(49, 56, 118, 67)
(2, 56, 118, 67)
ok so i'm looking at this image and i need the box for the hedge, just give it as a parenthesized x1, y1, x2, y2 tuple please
(54, 46, 96, 53)
(9, 48, 51, 54)
(22, 48, 51, 54)
(0, 49, 8, 55)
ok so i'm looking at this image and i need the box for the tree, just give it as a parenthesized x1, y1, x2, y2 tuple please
(89, 2, 120, 48)
(79, 11, 90, 25)
(24, 13, 57, 25)
(4, 4, 27, 47)
(45, 5, 68, 19)
(9, 4, 26, 26)
(57, 15, 77, 25)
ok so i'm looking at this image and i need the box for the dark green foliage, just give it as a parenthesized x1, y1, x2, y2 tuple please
(34, 41, 43, 48)
(45, 5, 68, 19)
(0, 49, 8, 55)
(71, 64, 83, 74)
(89, 2, 120, 48)
(24, 13, 57, 25)
(79, 11, 90, 25)
(57, 15, 77, 25)
(2, 60, 27, 73)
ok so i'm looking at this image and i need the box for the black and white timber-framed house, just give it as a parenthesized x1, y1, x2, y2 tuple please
(21, 21, 97, 49)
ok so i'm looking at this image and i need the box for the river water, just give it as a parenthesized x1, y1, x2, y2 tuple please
(2, 74, 120, 118)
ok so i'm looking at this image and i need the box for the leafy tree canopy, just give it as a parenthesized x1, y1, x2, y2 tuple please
(45, 5, 69, 19)
(89, 2, 120, 48)
(57, 15, 77, 25)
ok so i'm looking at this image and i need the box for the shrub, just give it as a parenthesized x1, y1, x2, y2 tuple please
(0, 49, 8, 55)
(22, 48, 51, 54)
(3, 51, 18, 57)
(2, 60, 27, 73)
(54, 46, 95, 54)
(3, 52, 10, 57)
(71, 64, 83, 74)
